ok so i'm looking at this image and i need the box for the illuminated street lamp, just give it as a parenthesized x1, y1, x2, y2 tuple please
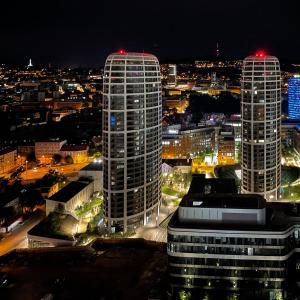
(25, 160, 28, 180)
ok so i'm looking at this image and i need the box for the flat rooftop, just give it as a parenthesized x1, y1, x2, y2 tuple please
(169, 202, 300, 232)
(80, 162, 103, 171)
(48, 180, 91, 203)
(0, 147, 16, 155)
(180, 193, 266, 210)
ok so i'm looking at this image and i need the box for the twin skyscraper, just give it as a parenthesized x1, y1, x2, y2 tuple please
(102, 50, 282, 232)
(102, 51, 162, 232)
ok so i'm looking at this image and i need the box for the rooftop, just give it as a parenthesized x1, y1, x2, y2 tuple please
(0, 192, 19, 208)
(169, 202, 300, 232)
(187, 174, 237, 194)
(80, 162, 103, 171)
(48, 179, 92, 203)
(0, 147, 16, 155)
(60, 144, 88, 151)
(28, 212, 77, 241)
(180, 193, 266, 210)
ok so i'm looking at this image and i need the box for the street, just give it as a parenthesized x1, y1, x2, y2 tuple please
(132, 205, 176, 243)
(20, 162, 89, 181)
(0, 209, 45, 256)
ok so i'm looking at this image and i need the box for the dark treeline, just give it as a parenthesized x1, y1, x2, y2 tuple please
(187, 92, 240, 122)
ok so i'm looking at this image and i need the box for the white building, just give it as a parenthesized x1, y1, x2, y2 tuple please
(241, 52, 281, 200)
(46, 178, 94, 216)
(103, 51, 162, 232)
(79, 162, 103, 193)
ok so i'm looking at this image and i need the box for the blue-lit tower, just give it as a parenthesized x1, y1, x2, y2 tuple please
(288, 75, 300, 119)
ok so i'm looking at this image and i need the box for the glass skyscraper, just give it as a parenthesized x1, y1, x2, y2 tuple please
(102, 51, 162, 232)
(241, 52, 281, 201)
(288, 75, 300, 119)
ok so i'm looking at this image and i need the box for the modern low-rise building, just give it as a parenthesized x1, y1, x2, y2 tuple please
(28, 212, 78, 248)
(167, 176, 300, 299)
(46, 178, 94, 216)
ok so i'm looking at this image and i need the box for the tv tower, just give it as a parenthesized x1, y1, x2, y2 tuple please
(28, 58, 33, 67)
(216, 42, 220, 58)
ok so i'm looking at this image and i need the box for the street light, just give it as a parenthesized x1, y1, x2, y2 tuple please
(25, 160, 28, 180)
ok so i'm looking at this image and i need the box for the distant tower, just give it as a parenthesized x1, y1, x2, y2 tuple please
(216, 42, 220, 58)
(167, 64, 177, 86)
(211, 72, 217, 86)
(103, 51, 162, 232)
(288, 75, 300, 119)
(28, 59, 33, 67)
(241, 51, 281, 201)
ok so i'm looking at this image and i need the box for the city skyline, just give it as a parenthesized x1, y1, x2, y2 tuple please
(1, 0, 299, 66)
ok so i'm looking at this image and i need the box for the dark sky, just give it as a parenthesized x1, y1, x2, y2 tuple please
(0, 0, 297, 67)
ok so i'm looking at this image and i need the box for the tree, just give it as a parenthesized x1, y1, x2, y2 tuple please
(64, 155, 73, 164)
(179, 290, 191, 300)
(20, 189, 44, 214)
(55, 203, 65, 214)
(52, 153, 62, 164)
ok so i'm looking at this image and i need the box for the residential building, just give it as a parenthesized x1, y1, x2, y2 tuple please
(60, 144, 89, 163)
(35, 139, 67, 163)
(0, 147, 17, 174)
(218, 127, 235, 165)
(162, 127, 217, 159)
(103, 51, 162, 232)
(241, 52, 281, 200)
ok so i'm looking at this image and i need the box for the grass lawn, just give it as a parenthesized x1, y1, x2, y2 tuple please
(162, 186, 178, 196)
(281, 185, 300, 200)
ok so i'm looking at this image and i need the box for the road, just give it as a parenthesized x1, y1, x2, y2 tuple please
(132, 205, 176, 243)
(0, 209, 45, 256)
(20, 162, 89, 181)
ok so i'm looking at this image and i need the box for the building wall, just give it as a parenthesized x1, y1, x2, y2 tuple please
(35, 140, 67, 163)
(168, 224, 300, 298)
(0, 148, 17, 174)
(46, 181, 94, 216)
(79, 169, 103, 192)
(218, 136, 235, 165)
(60, 149, 88, 163)
(162, 128, 217, 159)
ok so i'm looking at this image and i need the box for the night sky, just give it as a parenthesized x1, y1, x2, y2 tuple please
(1, 0, 298, 67)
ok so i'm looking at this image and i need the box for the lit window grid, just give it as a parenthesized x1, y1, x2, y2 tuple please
(102, 53, 162, 231)
(241, 56, 281, 201)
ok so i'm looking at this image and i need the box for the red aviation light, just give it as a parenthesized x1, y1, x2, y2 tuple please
(255, 50, 266, 58)
(118, 49, 126, 54)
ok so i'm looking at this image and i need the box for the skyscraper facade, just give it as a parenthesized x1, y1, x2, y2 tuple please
(241, 52, 281, 200)
(288, 75, 300, 119)
(103, 51, 162, 232)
